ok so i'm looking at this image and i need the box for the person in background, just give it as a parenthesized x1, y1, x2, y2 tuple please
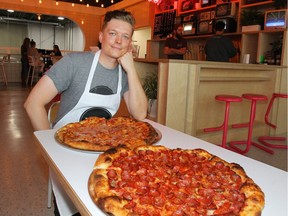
(50, 44, 62, 65)
(24, 9, 147, 216)
(51, 44, 62, 57)
(27, 40, 45, 73)
(163, 24, 188, 59)
(20, 37, 30, 86)
(204, 21, 237, 62)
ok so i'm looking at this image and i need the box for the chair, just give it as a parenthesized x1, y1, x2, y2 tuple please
(229, 94, 274, 155)
(26, 56, 43, 86)
(0, 56, 8, 85)
(258, 93, 288, 149)
(47, 101, 60, 208)
(203, 95, 242, 148)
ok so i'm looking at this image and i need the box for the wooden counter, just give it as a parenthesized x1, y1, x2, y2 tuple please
(134, 58, 287, 144)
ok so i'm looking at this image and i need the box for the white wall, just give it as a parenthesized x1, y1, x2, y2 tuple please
(0, 21, 84, 52)
(133, 27, 151, 58)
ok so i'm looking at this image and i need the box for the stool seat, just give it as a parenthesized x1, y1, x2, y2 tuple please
(229, 93, 274, 155)
(204, 95, 242, 148)
(215, 95, 243, 102)
(242, 93, 268, 101)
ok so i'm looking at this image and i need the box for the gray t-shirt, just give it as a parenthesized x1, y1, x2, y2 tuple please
(46, 52, 129, 124)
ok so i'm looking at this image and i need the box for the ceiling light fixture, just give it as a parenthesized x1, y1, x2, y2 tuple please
(37, 14, 41, 20)
(148, 0, 162, 5)
(56, 1, 59, 5)
(72, 3, 74, 6)
(87, 4, 89, 7)
(58, 17, 64, 20)
(7, 10, 14, 13)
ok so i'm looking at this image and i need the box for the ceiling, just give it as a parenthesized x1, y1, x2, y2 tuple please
(0, 0, 123, 26)
(58, 0, 123, 8)
(0, 9, 72, 26)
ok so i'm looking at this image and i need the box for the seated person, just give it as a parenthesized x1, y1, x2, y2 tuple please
(50, 44, 62, 65)
(204, 21, 237, 62)
(24, 10, 147, 215)
(27, 40, 45, 72)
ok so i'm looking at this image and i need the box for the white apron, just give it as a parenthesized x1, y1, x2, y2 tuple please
(52, 50, 122, 215)
(54, 50, 122, 129)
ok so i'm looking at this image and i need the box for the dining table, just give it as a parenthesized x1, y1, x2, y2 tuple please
(33, 120, 287, 216)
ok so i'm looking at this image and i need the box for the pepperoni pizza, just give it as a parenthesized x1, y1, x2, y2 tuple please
(88, 145, 265, 216)
(55, 116, 160, 151)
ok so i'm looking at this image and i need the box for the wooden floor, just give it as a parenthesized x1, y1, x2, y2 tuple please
(0, 84, 55, 216)
(0, 83, 286, 215)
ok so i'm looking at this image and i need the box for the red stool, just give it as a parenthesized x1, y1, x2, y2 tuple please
(204, 95, 242, 148)
(229, 94, 274, 154)
(258, 93, 288, 149)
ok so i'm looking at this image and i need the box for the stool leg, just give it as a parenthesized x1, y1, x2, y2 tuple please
(264, 96, 277, 129)
(258, 136, 288, 149)
(30, 66, 35, 86)
(229, 100, 274, 154)
(221, 101, 230, 148)
(203, 102, 229, 132)
(26, 66, 31, 85)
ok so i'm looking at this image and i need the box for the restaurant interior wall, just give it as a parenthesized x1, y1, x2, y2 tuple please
(133, 27, 152, 58)
(0, 20, 84, 52)
(0, 0, 153, 51)
(0, 23, 27, 48)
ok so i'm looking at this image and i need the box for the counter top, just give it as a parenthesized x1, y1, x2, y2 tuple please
(135, 58, 286, 68)
(33, 120, 287, 216)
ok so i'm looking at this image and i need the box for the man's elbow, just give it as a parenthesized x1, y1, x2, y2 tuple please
(134, 112, 147, 121)
(23, 99, 33, 117)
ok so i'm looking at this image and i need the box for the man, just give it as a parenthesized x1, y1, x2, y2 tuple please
(163, 24, 188, 59)
(24, 10, 147, 215)
(205, 21, 237, 62)
(24, 10, 147, 130)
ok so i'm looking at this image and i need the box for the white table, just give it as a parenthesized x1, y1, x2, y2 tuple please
(33, 120, 288, 216)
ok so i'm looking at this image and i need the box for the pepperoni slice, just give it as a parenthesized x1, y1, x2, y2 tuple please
(123, 192, 133, 201)
(154, 196, 165, 207)
(139, 196, 151, 205)
(124, 201, 136, 209)
(107, 169, 117, 179)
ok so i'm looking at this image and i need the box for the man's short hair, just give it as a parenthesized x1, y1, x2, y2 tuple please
(102, 10, 135, 33)
(215, 21, 226, 32)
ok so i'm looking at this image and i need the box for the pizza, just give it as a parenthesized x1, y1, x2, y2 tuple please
(55, 116, 160, 151)
(88, 145, 265, 216)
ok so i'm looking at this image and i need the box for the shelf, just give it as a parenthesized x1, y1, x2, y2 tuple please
(149, 0, 287, 65)
(149, 32, 242, 42)
(179, 5, 216, 15)
(155, 9, 176, 15)
(178, 0, 240, 15)
(241, 0, 274, 8)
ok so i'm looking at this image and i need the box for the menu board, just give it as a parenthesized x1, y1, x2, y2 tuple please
(153, 10, 176, 39)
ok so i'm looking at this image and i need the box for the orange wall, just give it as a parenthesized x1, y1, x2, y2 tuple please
(0, 0, 155, 50)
